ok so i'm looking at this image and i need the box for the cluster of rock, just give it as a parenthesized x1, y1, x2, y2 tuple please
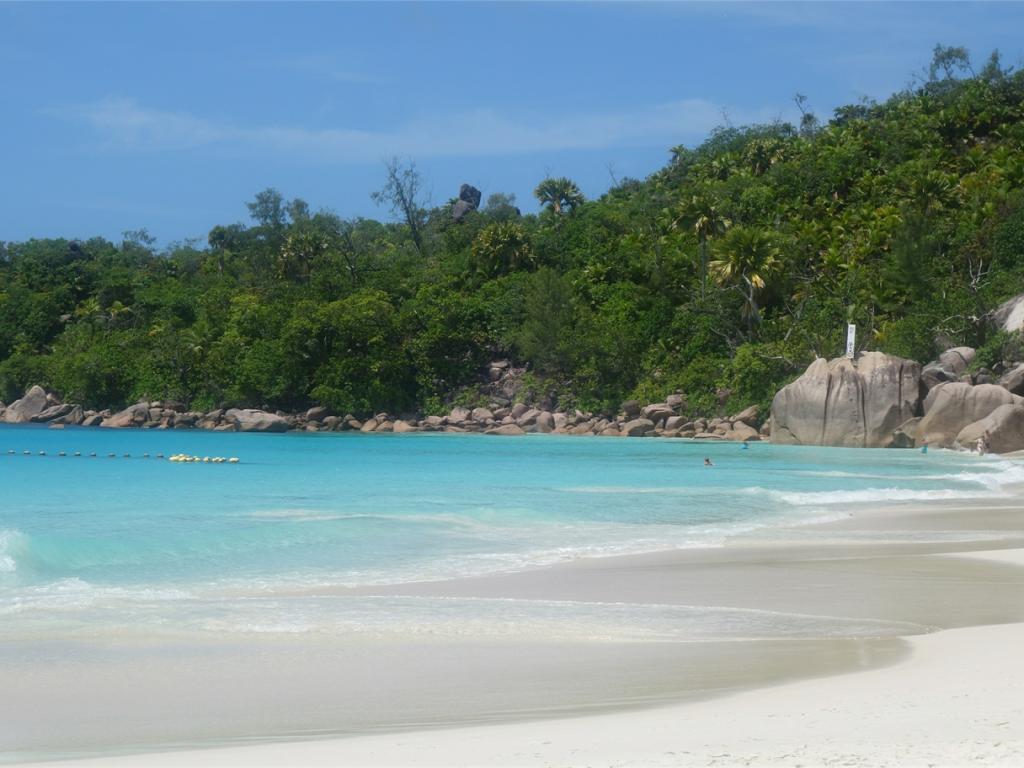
(770, 344, 1024, 453)
(0, 384, 768, 442)
(0, 388, 295, 433)
(331, 397, 765, 440)
(1, 386, 86, 427)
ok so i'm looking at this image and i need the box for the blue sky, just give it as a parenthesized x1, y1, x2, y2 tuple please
(2, 2, 1023, 246)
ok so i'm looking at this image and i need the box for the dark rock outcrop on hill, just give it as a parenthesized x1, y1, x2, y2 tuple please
(769, 352, 922, 448)
(451, 184, 482, 222)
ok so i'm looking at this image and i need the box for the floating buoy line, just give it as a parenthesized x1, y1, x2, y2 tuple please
(3, 450, 239, 463)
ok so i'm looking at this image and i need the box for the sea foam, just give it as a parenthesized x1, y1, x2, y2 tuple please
(0, 529, 24, 574)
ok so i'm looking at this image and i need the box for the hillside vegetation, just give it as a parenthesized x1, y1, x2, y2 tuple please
(2, 47, 1024, 418)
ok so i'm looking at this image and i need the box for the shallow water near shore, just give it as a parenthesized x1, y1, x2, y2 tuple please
(1, 425, 1022, 638)
(3, 426, 1024, 761)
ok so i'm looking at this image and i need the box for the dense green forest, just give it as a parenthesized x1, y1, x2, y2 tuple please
(2, 47, 1024, 418)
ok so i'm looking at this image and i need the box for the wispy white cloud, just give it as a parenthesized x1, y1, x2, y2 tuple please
(50, 96, 795, 163)
(51, 97, 229, 151)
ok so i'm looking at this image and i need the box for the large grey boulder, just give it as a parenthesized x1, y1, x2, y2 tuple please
(101, 403, 151, 428)
(470, 407, 494, 423)
(305, 406, 331, 422)
(516, 408, 540, 427)
(917, 383, 1022, 447)
(51, 404, 84, 426)
(641, 403, 675, 424)
(732, 405, 760, 425)
(998, 363, 1024, 396)
(770, 352, 922, 448)
(955, 404, 1024, 454)
(30, 403, 75, 423)
(3, 385, 49, 423)
(922, 347, 977, 392)
(534, 411, 555, 433)
(992, 293, 1024, 333)
(664, 415, 687, 432)
(448, 406, 471, 424)
(723, 422, 759, 442)
(421, 415, 445, 430)
(227, 408, 290, 433)
(484, 424, 526, 436)
(198, 409, 224, 430)
(921, 361, 961, 391)
(939, 347, 976, 373)
(622, 418, 655, 437)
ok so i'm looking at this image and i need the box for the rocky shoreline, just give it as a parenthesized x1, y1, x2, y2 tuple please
(0, 385, 768, 442)
(5, 339, 1024, 453)
(771, 345, 1024, 454)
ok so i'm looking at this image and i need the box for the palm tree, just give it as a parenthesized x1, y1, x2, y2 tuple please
(533, 177, 585, 216)
(709, 227, 780, 333)
(683, 193, 731, 300)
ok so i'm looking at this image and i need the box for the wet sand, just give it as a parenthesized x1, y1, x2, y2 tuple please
(7, 494, 1024, 766)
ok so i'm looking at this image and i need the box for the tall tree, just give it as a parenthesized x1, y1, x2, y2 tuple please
(371, 157, 427, 255)
(246, 188, 287, 229)
(709, 227, 780, 333)
(929, 44, 972, 82)
(681, 192, 731, 300)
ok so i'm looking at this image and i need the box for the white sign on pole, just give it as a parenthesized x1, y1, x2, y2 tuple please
(846, 324, 856, 358)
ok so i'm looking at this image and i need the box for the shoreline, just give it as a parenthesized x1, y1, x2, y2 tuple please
(1, 386, 764, 442)
(7, 486, 1024, 766)
(41, 612, 1022, 768)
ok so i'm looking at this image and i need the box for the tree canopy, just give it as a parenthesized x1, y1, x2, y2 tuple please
(3, 47, 1024, 417)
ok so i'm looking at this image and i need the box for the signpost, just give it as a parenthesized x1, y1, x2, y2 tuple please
(846, 324, 856, 359)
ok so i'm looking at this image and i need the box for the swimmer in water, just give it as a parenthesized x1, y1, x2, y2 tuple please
(704, 457, 713, 466)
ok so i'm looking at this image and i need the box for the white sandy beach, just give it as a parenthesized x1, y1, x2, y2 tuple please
(45, 598, 1024, 767)
(11, 500, 1024, 768)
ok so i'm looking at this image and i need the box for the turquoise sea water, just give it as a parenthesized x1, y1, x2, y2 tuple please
(1, 425, 1021, 641)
